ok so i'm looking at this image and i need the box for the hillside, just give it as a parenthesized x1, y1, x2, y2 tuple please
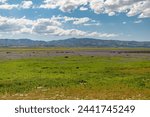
(0, 38, 150, 47)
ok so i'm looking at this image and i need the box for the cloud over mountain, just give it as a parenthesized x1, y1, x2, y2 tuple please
(0, 15, 117, 38)
(0, 0, 149, 41)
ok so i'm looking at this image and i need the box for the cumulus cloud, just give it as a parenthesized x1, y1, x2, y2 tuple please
(40, 0, 150, 18)
(40, 0, 89, 12)
(32, 16, 117, 38)
(91, 0, 150, 18)
(0, 4, 18, 10)
(0, 0, 150, 18)
(0, 16, 61, 33)
(138, 8, 150, 18)
(51, 16, 100, 26)
(0, 0, 33, 10)
(0, 15, 118, 38)
(34, 25, 117, 38)
(21, 1, 33, 9)
(72, 17, 90, 25)
(0, 16, 33, 33)
(89, 0, 150, 18)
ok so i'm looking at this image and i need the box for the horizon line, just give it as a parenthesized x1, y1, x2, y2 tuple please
(0, 38, 150, 42)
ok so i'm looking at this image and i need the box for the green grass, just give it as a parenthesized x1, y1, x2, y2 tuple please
(0, 55, 150, 99)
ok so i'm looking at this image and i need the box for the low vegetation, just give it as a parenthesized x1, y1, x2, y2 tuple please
(0, 48, 150, 99)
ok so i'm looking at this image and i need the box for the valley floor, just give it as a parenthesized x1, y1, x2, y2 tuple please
(0, 48, 150, 99)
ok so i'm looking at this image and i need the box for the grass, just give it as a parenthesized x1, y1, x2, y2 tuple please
(0, 53, 150, 99)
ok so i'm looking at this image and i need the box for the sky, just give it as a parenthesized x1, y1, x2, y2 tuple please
(0, 0, 150, 41)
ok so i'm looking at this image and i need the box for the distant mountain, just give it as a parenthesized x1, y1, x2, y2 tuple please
(0, 38, 150, 48)
(0, 39, 47, 47)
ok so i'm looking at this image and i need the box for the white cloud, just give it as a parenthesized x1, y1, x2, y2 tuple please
(52, 16, 100, 26)
(0, 0, 33, 10)
(72, 17, 90, 25)
(138, 8, 150, 18)
(89, 0, 105, 14)
(90, 0, 150, 18)
(51, 28, 87, 36)
(88, 32, 118, 38)
(40, 0, 89, 12)
(134, 20, 142, 24)
(36, 26, 117, 38)
(80, 7, 88, 11)
(84, 23, 101, 26)
(0, 15, 118, 38)
(40, 0, 58, 9)
(108, 12, 115, 16)
(0, 16, 33, 33)
(36, 18, 62, 26)
(0, 0, 150, 18)
(33, 16, 116, 37)
(0, 15, 61, 34)
(21, 1, 33, 9)
(0, 4, 18, 10)
(40, 0, 150, 18)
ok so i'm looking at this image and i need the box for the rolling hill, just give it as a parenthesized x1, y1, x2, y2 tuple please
(0, 38, 150, 47)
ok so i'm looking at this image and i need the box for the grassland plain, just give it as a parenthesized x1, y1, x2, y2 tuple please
(0, 48, 150, 99)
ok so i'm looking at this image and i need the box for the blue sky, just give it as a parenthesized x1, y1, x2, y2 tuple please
(0, 0, 150, 41)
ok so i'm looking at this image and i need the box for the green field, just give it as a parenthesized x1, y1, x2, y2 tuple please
(0, 48, 150, 99)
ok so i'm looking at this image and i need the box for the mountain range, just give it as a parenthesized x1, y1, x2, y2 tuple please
(0, 38, 150, 48)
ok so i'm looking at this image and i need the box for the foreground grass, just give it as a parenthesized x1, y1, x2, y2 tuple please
(0, 55, 150, 99)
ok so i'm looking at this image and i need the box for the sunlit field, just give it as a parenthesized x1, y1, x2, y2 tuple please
(0, 48, 150, 99)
